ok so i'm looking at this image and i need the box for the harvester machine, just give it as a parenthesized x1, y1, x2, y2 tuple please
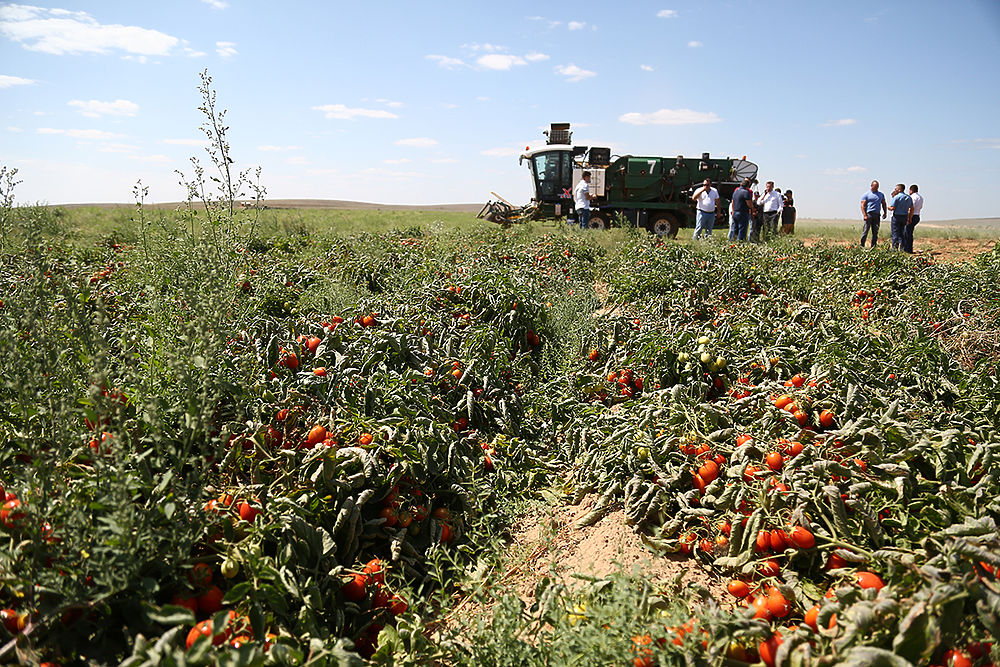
(479, 122, 758, 236)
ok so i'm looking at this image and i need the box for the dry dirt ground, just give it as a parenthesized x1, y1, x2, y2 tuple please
(798, 234, 996, 263)
(444, 495, 729, 631)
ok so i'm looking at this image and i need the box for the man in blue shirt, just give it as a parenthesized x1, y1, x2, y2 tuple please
(887, 183, 913, 251)
(728, 179, 755, 241)
(860, 180, 887, 248)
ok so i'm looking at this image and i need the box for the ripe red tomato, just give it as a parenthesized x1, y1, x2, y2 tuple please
(170, 593, 198, 615)
(1, 498, 24, 529)
(305, 425, 327, 448)
(766, 451, 784, 471)
(358, 432, 374, 446)
(341, 573, 367, 601)
(769, 529, 788, 551)
(789, 526, 816, 549)
(0, 609, 25, 634)
(698, 460, 719, 483)
(773, 394, 793, 410)
(803, 604, 820, 631)
(942, 649, 973, 667)
(188, 562, 213, 590)
(759, 632, 783, 667)
(755, 530, 771, 553)
(197, 584, 225, 615)
(855, 571, 885, 591)
(238, 501, 260, 523)
(759, 559, 781, 577)
(587, 349, 600, 362)
(766, 589, 791, 618)
(363, 558, 386, 586)
(306, 336, 321, 354)
(727, 580, 750, 598)
(819, 410, 836, 429)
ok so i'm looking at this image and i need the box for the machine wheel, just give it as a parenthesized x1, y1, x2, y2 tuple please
(588, 212, 610, 230)
(649, 212, 679, 239)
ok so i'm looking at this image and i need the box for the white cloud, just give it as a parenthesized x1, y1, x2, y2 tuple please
(822, 118, 857, 127)
(285, 156, 309, 165)
(384, 158, 412, 165)
(68, 98, 139, 118)
(38, 127, 122, 140)
(555, 64, 596, 82)
(312, 104, 399, 120)
(657, 9, 678, 18)
(640, 64, 654, 72)
(216, 41, 237, 58)
(431, 157, 459, 164)
(0, 74, 34, 88)
(396, 137, 438, 148)
(463, 42, 504, 53)
(0, 5, 178, 56)
(258, 145, 301, 152)
(427, 54, 465, 69)
(375, 98, 404, 108)
(477, 54, 526, 70)
(525, 52, 549, 62)
(163, 138, 210, 146)
(619, 108, 721, 125)
(688, 40, 703, 48)
(568, 21, 585, 30)
(184, 46, 206, 57)
(8, 126, 23, 132)
(201, 0, 228, 9)
(475, 96, 490, 102)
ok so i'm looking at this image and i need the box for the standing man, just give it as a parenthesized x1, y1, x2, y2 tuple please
(691, 178, 721, 239)
(729, 179, 755, 242)
(887, 183, 913, 251)
(905, 184, 923, 254)
(574, 171, 594, 230)
(755, 181, 783, 240)
(860, 180, 887, 248)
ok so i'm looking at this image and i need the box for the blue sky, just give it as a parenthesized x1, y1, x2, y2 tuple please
(1, 1, 998, 219)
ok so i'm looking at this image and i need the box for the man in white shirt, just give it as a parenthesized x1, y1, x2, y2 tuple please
(755, 181, 783, 241)
(905, 184, 924, 254)
(574, 171, 594, 229)
(690, 178, 721, 239)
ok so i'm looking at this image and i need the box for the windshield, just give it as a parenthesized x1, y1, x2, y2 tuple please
(531, 151, 572, 199)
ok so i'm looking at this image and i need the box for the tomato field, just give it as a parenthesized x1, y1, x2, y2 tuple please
(1, 185, 998, 666)
(1, 85, 999, 665)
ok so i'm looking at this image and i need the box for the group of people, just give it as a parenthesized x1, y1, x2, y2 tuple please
(691, 178, 796, 242)
(860, 180, 924, 253)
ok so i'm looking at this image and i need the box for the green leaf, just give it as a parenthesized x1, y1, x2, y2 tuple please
(223, 581, 254, 605)
(892, 601, 939, 664)
(837, 646, 916, 667)
(146, 603, 195, 626)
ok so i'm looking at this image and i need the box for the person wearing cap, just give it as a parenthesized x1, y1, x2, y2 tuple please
(691, 178, 721, 240)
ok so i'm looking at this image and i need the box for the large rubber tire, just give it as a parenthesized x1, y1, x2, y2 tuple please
(588, 212, 610, 230)
(649, 212, 679, 239)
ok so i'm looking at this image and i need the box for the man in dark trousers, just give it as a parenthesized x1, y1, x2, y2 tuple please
(887, 183, 913, 251)
(860, 180, 887, 248)
(905, 184, 924, 254)
(728, 179, 755, 242)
